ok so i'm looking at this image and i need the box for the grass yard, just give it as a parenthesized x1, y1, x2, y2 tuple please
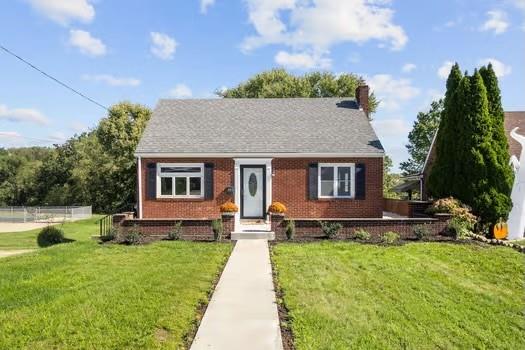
(272, 242, 525, 350)
(0, 215, 102, 250)
(0, 240, 231, 349)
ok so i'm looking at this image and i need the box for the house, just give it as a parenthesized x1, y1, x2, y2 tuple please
(133, 86, 386, 235)
(417, 111, 525, 199)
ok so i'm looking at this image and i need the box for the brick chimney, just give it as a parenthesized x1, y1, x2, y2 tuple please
(355, 84, 369, 117)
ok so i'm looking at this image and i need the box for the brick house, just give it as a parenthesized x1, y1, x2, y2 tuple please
(134, 86, 387, 236)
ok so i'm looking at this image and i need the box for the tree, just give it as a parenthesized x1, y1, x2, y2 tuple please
(428, 64, 513, 224)
(383, 155, 401, 199)
(218, 69, 378, 117)
(400, 99, 443, 175)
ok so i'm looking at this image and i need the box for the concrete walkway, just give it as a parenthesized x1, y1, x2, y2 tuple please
(191, 239, 283, 350)
(0, 249, 35, 258)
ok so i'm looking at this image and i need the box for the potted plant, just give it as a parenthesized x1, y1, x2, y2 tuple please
(219, 201, 238, 216)
(268, 201, 287, 216)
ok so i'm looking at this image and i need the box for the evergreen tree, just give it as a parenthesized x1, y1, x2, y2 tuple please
(427, 63, 462, 197)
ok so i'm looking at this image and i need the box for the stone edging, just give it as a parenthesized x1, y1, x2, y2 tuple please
(467, 232, 525, 253)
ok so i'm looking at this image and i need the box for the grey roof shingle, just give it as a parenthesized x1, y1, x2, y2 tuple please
(135, 98, 384, 155)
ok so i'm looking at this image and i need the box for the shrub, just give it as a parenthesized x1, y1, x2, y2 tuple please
(285, 219, 295, 240)
(319, 221, 342, 239)
(101, 227, 117, 242)
(123, 225, 142, 245)
(219, 201, 239, 213)
(413, 225, 431, 240)
(427, 197, 462, 214)
(269, 201, 287, 214)
(167, 221, 182, 240)
(212, 219, 223, 241)
(37, 226, 65, 247)
(381, 231, 400, 244)
(447, 217, 471, 240)
(354, 228, 371, 241)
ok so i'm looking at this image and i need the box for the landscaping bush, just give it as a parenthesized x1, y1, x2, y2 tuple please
(381, 231, 400, 244)
(447, 217, 471, 240)
(122, 225, 142, 245)
(285, 219, 295, 240)
(413, 225, 431, 240)
(219, 201, 238, 213)
(167, 221, 182, 240)
(319, 221, 343, 239)
(269, 201, 287, 214)
(426, 197, 463, 214)
(354, 228, 371, 241)
(212, 219, 223, 241)
(100, 227, 117, 242)
(37, 226, 65, 247)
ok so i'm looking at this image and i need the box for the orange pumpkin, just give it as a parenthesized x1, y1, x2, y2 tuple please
(493, 220, 508, 239)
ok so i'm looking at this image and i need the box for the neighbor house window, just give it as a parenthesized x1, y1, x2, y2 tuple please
(157, 163, 204, 198)
(318, 163, 355, 198)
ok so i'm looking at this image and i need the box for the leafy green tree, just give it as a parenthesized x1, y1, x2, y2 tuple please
(383, 155, 401, 199)
(400, 99, 443, 175)
(219, 69, 378, 117)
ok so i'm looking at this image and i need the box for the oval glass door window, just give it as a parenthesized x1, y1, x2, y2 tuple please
(248, 173, 257, 196)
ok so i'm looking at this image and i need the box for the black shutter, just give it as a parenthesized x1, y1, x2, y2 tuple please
(204, 163, 214, 200)
(308, 163, 318, 200)
(146, 163, 157, 200)
(355, 163, 366, 200)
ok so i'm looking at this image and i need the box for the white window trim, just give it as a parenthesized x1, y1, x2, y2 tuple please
(156, 163, 204, 199)
(318, 163, 356, 199)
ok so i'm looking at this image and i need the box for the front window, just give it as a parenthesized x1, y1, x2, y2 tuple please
(157, 163, 203, 198)
(318, 163, 355, 198)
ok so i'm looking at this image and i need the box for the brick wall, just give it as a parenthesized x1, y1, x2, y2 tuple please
(141, 157, 383, 219)
(383, 199, 432, 218)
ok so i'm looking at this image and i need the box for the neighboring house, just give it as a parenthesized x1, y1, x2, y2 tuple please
(134, 86, 386, 233)
(417, 111, 525, 199)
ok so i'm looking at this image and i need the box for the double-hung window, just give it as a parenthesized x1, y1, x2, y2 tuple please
(318, 163, 355, 198)
(157, 163, 204, 198)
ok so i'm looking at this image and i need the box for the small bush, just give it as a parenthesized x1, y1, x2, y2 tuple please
(212, 219, 223, 241)
(37, 226, 65, 247)
(285, 219, 295, 240)
(354, 228, 371, 241)
(319, 221, 343, 239)
(447, 217, 471, 240)
(100, 227, 117, 242)
(413, 225, 431, 240)
(123, 225, 142, 245)
(426, 197, 463, 214)
(219, 201, 238, 213)
(269, 201, 287, 214)
(167, 221, 182, 240)
(381, 231, 400, 244)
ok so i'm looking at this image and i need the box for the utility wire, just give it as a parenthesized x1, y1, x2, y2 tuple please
(0, 44, 109, 111)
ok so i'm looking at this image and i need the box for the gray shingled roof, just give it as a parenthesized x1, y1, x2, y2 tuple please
(135, 98, 384, 155)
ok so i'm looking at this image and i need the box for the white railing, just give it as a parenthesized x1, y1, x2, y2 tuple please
(0, 206, 92, 223)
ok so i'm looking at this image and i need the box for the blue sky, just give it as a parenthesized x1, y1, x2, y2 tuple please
(0, 0, 524, 170)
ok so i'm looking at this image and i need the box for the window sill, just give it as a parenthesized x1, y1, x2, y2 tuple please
(153, 198, 206, 202)
(315, 197, 358, 201)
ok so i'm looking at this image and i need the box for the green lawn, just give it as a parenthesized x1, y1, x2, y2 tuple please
(0, 215, 102, 250)
(0, 240, 231, 349)
(272, 242, 525, 350)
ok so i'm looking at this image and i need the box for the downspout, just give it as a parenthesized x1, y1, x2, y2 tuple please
(137, 156, 143, 219)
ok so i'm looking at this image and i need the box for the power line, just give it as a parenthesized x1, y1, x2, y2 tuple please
(0, 44, 109, 111)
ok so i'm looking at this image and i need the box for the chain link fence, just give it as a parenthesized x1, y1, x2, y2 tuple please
(0, 206, 92, 223)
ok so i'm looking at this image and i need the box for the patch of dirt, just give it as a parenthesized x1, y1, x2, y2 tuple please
(154, 327, 170, 343)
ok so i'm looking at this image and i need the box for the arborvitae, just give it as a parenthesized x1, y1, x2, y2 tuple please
(427, 63, 462, 198)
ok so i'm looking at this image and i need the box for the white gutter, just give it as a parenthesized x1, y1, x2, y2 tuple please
(134, 152, 385, 158)
(137, 156, 142, 219)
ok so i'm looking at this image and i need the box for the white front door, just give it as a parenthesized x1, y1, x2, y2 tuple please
(241, 165, 265, 218)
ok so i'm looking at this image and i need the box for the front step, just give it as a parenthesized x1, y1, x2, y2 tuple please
(231, 231, 275, 240)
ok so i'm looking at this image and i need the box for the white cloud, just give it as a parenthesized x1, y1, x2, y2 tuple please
(401, 63, 416, 73)
(366, 74, 420, 111)
(437, 60, 454, 80)
(70, 121, 89, 133)
(274, 50, 331, 70)
(200, 0, 216, 14)
(0, 131, 22, 139)
(69, 29, 106, 56)
(480, 10, 509, 34)
(478, 58, 512, 77)
(27, 0, 95, 25)
(241, 0, 407, 56)
(48, 131, 67, 142)
(169, 84, 193, 98)
(82, 74, 141, 87)
(372, 118, 411, 139)
(0, 104, 50, 125)
(150, 32, 177, 60)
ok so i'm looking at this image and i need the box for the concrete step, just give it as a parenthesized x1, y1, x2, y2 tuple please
(231, 231, 275, 240)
